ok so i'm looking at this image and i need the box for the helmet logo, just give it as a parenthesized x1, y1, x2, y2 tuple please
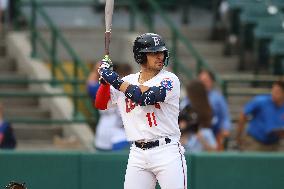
(152, 36, 160, 46)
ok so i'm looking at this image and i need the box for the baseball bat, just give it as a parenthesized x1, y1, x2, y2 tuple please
(100, 0, 114, 84)
(104, 0, 114, 56)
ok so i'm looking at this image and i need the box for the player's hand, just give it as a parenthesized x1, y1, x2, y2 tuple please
(98, 55, 113, 84)
(99, 67, 123, 90)
(99, 55, 113, 70)
(99, 76, 107, 85)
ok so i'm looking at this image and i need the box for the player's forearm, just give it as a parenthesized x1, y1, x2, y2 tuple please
(119, 82, 149, 93)
(119, 82, 129, 93)
(120, 82, 166, 106)
(99, 68, 165, 105)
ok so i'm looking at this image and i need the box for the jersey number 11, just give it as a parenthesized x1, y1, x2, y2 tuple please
(146, 112, 157, 127)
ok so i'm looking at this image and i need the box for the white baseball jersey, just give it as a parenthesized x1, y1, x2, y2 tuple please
(108, 69, 181, 142)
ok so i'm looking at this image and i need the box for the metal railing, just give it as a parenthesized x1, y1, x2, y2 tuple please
(12, 0, 227, 123)
(128, 0, 226, 93)
(23, 0, 220, 81)
(0, 78, 96, 124)
(15, 0, 98, 124)
(221, 74, 282, 97)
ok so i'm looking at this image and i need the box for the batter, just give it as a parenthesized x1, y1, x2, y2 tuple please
(95, 33, 187, 189)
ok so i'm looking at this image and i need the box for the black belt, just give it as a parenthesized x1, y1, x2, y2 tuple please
(134, 137, 171, 150)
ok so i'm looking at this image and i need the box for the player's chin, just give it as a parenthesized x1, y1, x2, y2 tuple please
(156, 63, 164, 70)
(156, 67, 163, 71)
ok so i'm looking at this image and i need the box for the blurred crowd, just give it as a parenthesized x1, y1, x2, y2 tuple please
(179, 69, 231, 153)
(87, 61, 284, 153)
(2, 0, 284, 154)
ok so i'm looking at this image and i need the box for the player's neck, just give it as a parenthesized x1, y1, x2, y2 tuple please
(139, 67, 160, 84)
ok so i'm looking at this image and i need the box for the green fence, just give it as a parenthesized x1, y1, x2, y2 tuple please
(1, 151, 284, 189)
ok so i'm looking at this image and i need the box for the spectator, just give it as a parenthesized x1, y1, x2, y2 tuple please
(180, 69, 232, 150)
(179, 80, 217, 153)
(198, 69, 231, 150)
(0, 102, 17, 149)
(236, 80, 284, 151)
(87, 61, 132, 151)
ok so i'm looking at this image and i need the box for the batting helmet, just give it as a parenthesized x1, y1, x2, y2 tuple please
(133, 33, 169, 66)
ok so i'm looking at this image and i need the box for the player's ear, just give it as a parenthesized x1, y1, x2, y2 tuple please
(143, 53, 149, 64)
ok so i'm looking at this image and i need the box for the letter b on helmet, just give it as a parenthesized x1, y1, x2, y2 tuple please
(133, 33, 169, 66)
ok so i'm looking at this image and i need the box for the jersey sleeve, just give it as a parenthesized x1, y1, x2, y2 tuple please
(160, 75, 180, 103)
(244, 95, 264, 116)
(95, 84, 111, 110)
(216, 93, 232, 131)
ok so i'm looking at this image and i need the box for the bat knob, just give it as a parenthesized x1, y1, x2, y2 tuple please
(99, 77, 107, 85)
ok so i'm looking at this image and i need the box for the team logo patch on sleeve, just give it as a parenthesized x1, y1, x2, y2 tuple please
(160, 78, 173, 91)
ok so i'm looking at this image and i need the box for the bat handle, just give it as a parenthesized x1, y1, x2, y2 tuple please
(102, 31, 111, 84)
(105, 31, 111, 55)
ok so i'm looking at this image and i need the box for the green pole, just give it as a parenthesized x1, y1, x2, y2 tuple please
(196, 59, 202, 75)
(172, 31, 178, 74)
(73, 58, 79, 118)
(181, 0, 190, 25)
(222, 80, 228, 99)
(51, 29, 57, 86)
(129, 1, 136, 32)
(30, 0, 37, 58)
(144, 2, 154, 32)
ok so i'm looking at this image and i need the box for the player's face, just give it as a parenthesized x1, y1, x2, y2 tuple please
(146, 51, 164, 71)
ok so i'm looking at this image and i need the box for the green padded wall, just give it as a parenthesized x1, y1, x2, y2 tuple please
(191, 152, 284, 189)
(1, 151, 284, 189)
(0, 151, 80, 189)
(80, 152, 128, 189)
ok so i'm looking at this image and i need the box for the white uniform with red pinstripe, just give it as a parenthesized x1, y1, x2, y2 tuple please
(108, 69, 187, 189)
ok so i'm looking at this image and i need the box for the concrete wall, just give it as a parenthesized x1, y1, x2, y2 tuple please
(38, 28, 141, 72)
(6, 32, 94, 151)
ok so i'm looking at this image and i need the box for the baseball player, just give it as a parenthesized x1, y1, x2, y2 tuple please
(95, 33, 187, 189)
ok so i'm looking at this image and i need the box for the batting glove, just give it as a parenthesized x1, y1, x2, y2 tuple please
(99, 68, 124, 90)
(98, 55, 113, 84)
(99, 55, 113, 70)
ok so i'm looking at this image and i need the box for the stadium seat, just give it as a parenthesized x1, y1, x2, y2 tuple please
(237, 2, 281, 70)
(269, 34, 284, 75)
(253, 16, 284, 74)
(271, 0, 284, 10)
(240, 3, 278, 50)
(228, 0, 266, 36)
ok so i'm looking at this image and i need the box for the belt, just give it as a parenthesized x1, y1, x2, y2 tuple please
(134, 137, 171, 150)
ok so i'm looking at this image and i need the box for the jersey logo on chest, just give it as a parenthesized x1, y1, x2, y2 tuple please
(125, 98, 136, 113)
(125, 98, 161, 113)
